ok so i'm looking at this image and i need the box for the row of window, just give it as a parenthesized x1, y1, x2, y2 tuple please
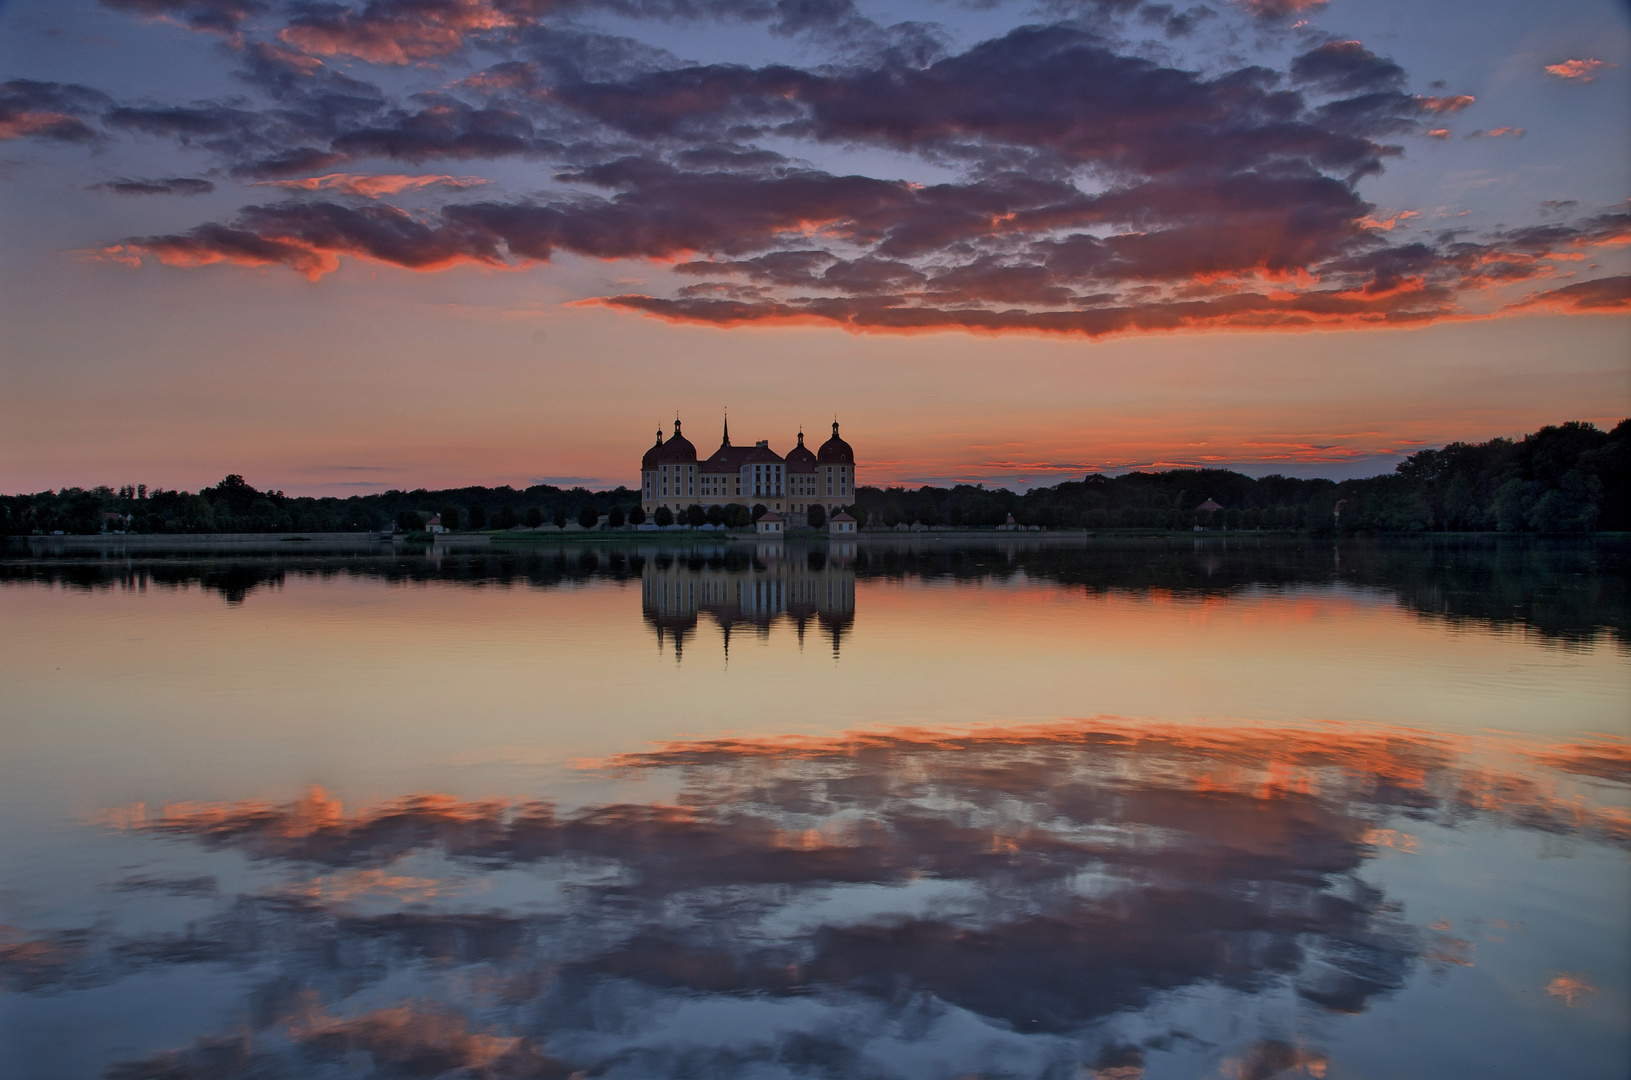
(645, 465, 850, 501)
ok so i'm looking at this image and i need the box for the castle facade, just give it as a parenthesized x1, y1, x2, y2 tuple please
(641, 418, 856, 519)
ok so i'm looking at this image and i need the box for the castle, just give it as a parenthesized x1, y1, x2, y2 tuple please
(641, 417, 856, 522)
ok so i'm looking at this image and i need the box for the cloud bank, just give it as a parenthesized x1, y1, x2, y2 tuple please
(3, 0, 1622, 337)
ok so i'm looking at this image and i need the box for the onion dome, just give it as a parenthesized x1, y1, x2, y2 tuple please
(784, 429, 817, 472)
(641, 427, 665, 470)
(661, 418, 697, 463)
(817, 420, 854, 464)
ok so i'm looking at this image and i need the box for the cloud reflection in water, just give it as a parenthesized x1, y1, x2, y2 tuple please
(7, 720, 1624, 1078)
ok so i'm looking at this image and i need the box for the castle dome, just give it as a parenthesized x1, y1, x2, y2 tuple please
(817, 420, 854, 464)
(659, 418, 697, 463)
(784, 429, 817, 472)
(641, 427, 666, 470)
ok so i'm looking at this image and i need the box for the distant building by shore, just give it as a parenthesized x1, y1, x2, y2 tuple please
(641, 417, 856, 525)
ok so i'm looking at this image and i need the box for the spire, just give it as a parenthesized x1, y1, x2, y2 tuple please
(832, 419, 840, 437)
(722, 410, 730, 447)
(796, 428, 804, 447)
(655, 426, 663, 445)
(674, 415, 682, 438)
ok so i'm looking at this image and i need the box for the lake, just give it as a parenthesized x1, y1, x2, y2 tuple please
(1, 536, 1626, 1079)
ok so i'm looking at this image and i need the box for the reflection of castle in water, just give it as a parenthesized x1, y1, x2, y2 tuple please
(643, 541, 856, 659)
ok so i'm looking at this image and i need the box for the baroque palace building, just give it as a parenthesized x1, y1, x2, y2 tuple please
(641, 417, 856, 520)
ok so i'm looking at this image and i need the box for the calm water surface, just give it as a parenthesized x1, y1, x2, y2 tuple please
(1, 537, 1627, 1079)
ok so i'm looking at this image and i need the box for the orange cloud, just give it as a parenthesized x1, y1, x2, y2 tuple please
(1359, 210, 1419, 231)
(1545, 59, 1611, 82)
(254, 173, 491, 198)
(0, 110, 86, 140)
(1417, 94, 1475, 113)
(1532, 737, 1631, 782)
(1234, 0, 1327, 17)
(1424, 128, 1451, 139)
(285, 1001, 547, 1071)
(97, 235, 340, 281)
(1546, 972, 1597, 1007)
(278, 0, 522, 65)
(1512, 275, 1631, 312)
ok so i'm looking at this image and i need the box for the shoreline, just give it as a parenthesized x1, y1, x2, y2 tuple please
(9, 529, 1623, 560)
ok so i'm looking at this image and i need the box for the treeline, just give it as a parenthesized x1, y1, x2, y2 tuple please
(3, 419, 1625, 536)
(0, 475, 642, 536)
(852, 420, 1629, 534)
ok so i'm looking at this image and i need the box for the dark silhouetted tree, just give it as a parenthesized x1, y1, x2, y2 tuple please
(806, 503, 826, 529)
(466, 504, 486, 529)
(495, 505, 518, 529)
(654, 505, 674, 526)
(608, 506, 626, 528)
(578, 505, 599, 528)
(396, 510, 424, 532)
(524, 506, 544, 528)
(553, 506, 567, 528)
(439, 505, 460, 531)
(686, 504, 707, 527)
(629, 505, 646, 525)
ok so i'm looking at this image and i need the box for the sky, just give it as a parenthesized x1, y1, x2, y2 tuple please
(0, 0, 1626, 494)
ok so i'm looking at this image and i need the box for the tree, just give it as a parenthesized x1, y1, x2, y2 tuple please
(525, 506, 544, 528)
(706, 503, 725, 526)
(553, 506, 567, 529)
(1491, 479, 1533, 532)
(396, 510, 424, 532)
(466, 504, 487, 529)
(629, 505, 647, 525)
(724, 503, 751, 528)
(1528, 470, 1602, 532)
(578, 505, 599, 528)
(439, 505, 461, 531)
(608, 506, 626, 528)
(686, 504, 707, 527)
(806, 503, 826, 529)
(495, 504, 519, 529)
(751, 503, 768, 521)
(654, 505, 674, 527)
